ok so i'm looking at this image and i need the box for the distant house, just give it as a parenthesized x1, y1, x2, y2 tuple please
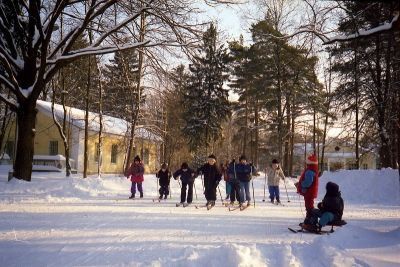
(2, 100, 162, 174)
(293, 141, 377, 173)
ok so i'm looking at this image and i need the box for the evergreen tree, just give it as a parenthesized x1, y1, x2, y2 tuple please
(182, 23, 231, 153)
(103, 50, 141, 119)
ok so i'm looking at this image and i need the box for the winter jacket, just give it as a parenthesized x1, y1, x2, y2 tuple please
(318, 182, 344, 221)
(127, 162, 144, 183)
(227, 161, 237, 180)
(197, 163, 222, 189)
(296, 164, 319, 199)
(235, 163, 252, 182)
(156, 169, 171, 186)
(267, 167, 285, 186)
(173, 168, 195, 184)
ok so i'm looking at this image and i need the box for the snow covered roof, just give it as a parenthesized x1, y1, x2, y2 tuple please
(36, 100, 162, 142)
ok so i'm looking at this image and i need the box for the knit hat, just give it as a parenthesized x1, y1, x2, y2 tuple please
(208, 154, 216, 160)
(134, 155, 141, 162)
(239, 155, 247, 161)
(272, 159, 279, 164)
(326, 181, 340, 197)
(306, 154, 318, 165)
(181, 162, 188, 169)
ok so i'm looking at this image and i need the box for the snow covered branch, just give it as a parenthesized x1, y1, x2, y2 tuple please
(324, 12, 399, 44)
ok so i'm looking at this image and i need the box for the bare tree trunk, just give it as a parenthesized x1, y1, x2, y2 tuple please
(243, 88, 248, 156)
(51, 77, 72, 177)
(321, 54, 332, 172)
(125, 6, 146, 172)
(354, 43, 360, 169)
(254, 99, 259, 167)
(97, 65, 104, 177)
(14, 101, 37, 181)
(83, 55, 91, 178)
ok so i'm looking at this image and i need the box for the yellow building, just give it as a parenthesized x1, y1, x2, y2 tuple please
(3, 100, 161, 174)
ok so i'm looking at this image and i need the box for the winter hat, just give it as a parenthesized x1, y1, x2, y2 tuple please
(161, 163, 167, 169)
(306, 154, 318, 165)
(272, 159, 279, 164)
(134, 155, 141, 162)
(208, 154, 217, 160)
(326, 181, 339, 197)
(239, 155, 247, 161)
(181, 162, 188, 169)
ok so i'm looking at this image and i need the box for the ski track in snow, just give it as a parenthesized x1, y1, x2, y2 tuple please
(0, 167, 399, 267)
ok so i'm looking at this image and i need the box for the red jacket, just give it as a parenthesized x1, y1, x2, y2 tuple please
(127, 162, 144, 183)
(296, 164, 319, 199)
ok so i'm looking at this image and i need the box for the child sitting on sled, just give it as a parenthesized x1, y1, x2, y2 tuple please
(305, 181, 345, 232)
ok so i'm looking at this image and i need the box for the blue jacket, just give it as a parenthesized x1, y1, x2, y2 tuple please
(235, 163, 252, 182)
(173, 168, 195, 183)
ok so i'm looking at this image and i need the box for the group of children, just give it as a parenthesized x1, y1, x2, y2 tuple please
(125, 153, 345, 233)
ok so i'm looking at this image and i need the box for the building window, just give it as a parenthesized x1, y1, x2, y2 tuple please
(143, 148, 149, 165)
(49, 141, 58, 155)
(94, 143, 100, 162)
(111, 144, 118, 164)
(5, 141, 14, 159)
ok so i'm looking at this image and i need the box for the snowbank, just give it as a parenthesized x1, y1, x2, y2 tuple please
(319, 169, 400, 205)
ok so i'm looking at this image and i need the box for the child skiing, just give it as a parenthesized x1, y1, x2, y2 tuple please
(126, 155, 145, 199)
(295, 154, 319, 222)
(227, 158, 240, 205)
(156, 163, 171, 200)
(173, 162, 195, 206)
(303, 181, 345, 233)
(236, 155, 252, 208)
(267, 159, 286, 204)
(197, 154, 222, 208)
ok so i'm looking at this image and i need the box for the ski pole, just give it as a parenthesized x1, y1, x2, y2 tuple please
(156, 176, 159, 198)
(262, 169, 267, 202)
(194, 182, 198, 200)
(217, 184, 223, 204)
(284, 178, 290, 202)
(201, 174, 204, 192)
(169, 185, 172, 199)
(251, 179, 256, 208)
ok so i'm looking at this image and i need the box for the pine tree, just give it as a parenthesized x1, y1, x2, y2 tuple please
(182, 23, 231, 153)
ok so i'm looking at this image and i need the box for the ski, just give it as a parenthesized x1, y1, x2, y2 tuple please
(207, 204, 215, 210)
(195, 204, 208, 209)
(240, 205, 250, 211)
(183, 203, 190, 207)
(288, 227, 301, 233)
(229, 205, 241, 211)
(176, 203, 183, 207)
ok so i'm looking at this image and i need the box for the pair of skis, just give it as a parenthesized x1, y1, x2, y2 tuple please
(176, 202, 191, 207)
(195, 204, 215, 210)
(288, 223, 331, 235)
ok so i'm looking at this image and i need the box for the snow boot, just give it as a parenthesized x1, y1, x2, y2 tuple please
(140, 192, 143, 198)
(129, 194, 135, 199)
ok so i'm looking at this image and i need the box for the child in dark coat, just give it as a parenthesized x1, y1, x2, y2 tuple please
(173, 162, 195, 206)
(197, 154, 222, 207)
(306, 181, 345, 232)
(156, 163, 171, 200)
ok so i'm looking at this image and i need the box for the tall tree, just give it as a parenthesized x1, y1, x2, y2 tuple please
(182, 23, 231, 153)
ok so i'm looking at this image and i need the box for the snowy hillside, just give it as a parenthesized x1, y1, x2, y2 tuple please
(0, 166, 399, 267)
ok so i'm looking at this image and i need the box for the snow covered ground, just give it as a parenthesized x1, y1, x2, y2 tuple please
(0, 166, 399, 267)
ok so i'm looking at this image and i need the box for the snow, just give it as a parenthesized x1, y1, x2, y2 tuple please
(327, 12, 399, 44)
(0, 166, 399, 266)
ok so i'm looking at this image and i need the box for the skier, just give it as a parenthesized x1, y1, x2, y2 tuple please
(197, 154, 222, 208)
(295, 154, 319, 222)
(173, 162, 195, 206)
(156, 163, 171, 200)
(126, 155, 145, 199)
(267, 159, 286, 204)
(236, 155, 252, 207)
(227, 158, 241, 205)
(303, 181, 345, 232)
